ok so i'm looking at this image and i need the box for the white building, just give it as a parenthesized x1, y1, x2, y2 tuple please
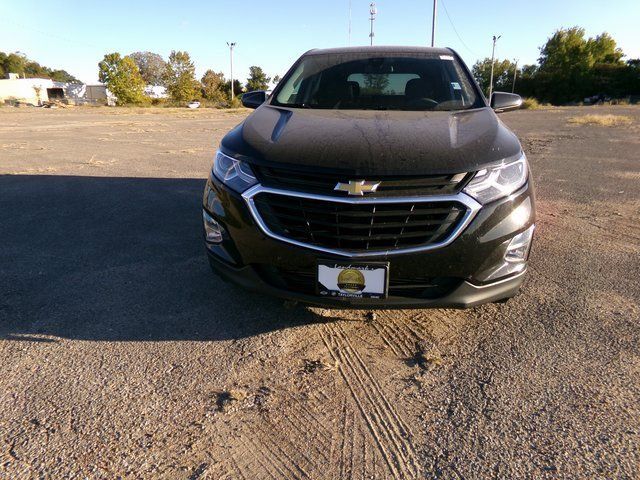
(0, 74, 115, 105)
(144, 85, 167, 99)
(0, 77, 57, 105)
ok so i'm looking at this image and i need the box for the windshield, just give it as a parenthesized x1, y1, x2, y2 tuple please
(273, 53, 482, 111)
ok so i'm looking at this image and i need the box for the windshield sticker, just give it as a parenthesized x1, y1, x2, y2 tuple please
(440, 55, 454, 61)
(451, 82, 462, 90)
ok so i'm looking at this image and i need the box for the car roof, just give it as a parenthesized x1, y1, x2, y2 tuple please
(303, 46, 454, 56)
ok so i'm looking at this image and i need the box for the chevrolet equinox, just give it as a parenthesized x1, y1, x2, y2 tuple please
(202, 46, 535, 308)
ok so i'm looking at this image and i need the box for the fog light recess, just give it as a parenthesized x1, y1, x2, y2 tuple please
(203, 210, 224, 243)
(484, 225, 535, 282)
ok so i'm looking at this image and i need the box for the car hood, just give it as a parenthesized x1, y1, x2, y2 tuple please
(222, 105, 522, 175)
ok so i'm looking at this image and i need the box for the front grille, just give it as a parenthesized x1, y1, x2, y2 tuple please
(253, 165, 473, 197)
(257, 265, 462, 299)
(253, 193, 467, 253)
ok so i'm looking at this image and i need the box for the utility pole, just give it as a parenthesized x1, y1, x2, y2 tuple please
(431, 0, 437, 47)
(226, 42, 236, 101)
(512, 59, 518, 93)
(369, 3, 377, 46)
(488, 35, 501, 101)
(348, 0, 352, 45)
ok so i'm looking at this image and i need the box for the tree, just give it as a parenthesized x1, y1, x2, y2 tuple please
(246, 66, 270, 91)
(98, 52, 147, 105)
(0, 51, 80, 82)
(223, 79, 244, 97)
(587, 33, 624, 65)
(472, 58, 518, 95)
(164, 50, 200, 102)
(537, 27, 595, 103)
(0, 52, 27, 77)
(362, 74, 390, 94)
(201, 70, 226, 103)
(129, 51, 167, 85)
(535, 27, 631, 103)
(273, 75, 282, 85)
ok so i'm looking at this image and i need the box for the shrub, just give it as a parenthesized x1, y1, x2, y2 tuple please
(568, 114, 632, 126)
(229, 97, 243, 109)
(521, 97, 540, 110)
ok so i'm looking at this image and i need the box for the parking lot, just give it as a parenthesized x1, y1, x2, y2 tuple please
(1, 105, 639, 478)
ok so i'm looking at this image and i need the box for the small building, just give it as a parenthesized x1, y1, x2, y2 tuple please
(84, 84, 116, 105)
(0, 74, 115, 106)
(145, 85, 167, 99)
(0, 76, 56, 105)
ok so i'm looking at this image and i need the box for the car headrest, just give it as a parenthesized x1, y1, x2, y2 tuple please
(405, 78, 432, 99)
(346, 81, 360, 98)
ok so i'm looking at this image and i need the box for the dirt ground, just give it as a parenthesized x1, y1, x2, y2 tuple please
(0, 105, 639, 479)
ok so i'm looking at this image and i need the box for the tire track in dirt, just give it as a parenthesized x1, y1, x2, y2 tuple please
(251, 425, 312, 479)
(370, 318, 411, 357)
(319, 322, 421, 479)
(208, 410, 316, 479)
(280, 391, 334, 448)
(372, 312, 423, 357)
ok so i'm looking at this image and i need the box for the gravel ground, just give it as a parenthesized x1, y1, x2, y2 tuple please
(0, 105, 638, 479)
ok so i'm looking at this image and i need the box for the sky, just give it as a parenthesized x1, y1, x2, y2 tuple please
(1, 0, 639, 85)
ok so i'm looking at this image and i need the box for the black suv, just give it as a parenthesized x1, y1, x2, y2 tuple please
(203, 46, 535, 308)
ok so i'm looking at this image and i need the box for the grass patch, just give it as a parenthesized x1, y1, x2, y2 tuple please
(568, 114, 633, 126)
(521, 97, 540, 110)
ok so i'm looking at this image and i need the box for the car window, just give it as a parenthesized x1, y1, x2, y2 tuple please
(346, 73, 420, 95)
(275, 62, 305, 104)
(274, 54, 481, 111)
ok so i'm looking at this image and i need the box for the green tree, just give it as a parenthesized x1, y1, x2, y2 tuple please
(513, 64, 539, 98)
(535, 27, 631, 103)
(362, 74, 390, 94)
(537, 27, 596, 103)
(246, 66, 271, 91)
(273, 74, 282, 85)
(129, 51, 167, 85)
(587, 33, 624, 65)
(98, 52, 147, 105)
(472, 58, 518, 95)
(49, 70, 79, 83)
(164, 51, 200, 102)
(0, 52, 27, 76)
(223, 79, 244, 97)
(0, 51, 80, 82)
(201, 70, 227, 102)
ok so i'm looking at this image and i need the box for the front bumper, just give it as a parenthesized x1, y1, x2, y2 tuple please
(207, 251, 527, 308)
(203, 174, 535, 308)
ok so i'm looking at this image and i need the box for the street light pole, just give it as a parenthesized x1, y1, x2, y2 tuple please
(512, 59, 518, 93)
(488, 35, 501, 101)
(369, 3, 377, 46)
(431, 0, 437, 47)
(226, 42, 236, 102)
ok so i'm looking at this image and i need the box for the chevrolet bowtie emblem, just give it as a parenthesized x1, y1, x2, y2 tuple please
(334, 180, 381, 196)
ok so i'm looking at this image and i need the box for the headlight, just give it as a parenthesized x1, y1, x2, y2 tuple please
(213, 150, 258, 193)
(463, 153, 528, 204)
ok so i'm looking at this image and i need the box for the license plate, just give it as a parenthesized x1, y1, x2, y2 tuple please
(317, 261, 389, 299)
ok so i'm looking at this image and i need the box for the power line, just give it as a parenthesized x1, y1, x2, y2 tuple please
(0, 17, 101, 49)
(439, 0, 478, 57)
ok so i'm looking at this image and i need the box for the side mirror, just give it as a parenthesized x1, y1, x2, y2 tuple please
(242, 90, 267, 109)
(491, 92, 523, 112)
